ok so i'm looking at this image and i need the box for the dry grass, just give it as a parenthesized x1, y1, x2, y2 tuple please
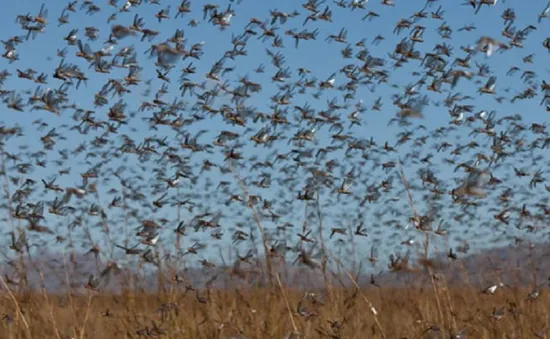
(0, 275, 549, 339)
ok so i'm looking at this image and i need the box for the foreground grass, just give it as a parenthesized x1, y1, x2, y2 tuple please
(0, 279, 548, 339)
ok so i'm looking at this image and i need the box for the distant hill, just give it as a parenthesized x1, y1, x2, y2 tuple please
(3, 243, 548, 293)
(370, 243, 550, 289)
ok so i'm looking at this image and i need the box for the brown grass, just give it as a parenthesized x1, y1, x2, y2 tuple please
(0, 278, 548, 339)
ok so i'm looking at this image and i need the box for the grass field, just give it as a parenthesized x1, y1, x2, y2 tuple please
(1, 265, 548, 339)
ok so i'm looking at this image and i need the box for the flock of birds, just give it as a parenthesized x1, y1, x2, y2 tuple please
(0, 0, 549, 292)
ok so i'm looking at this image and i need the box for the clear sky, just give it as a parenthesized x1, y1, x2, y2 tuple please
(0, 0, 549, 273)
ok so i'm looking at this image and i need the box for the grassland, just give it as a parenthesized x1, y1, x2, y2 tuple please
(0, 263, 548, 339)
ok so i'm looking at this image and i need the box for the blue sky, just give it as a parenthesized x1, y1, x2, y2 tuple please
(0, 0, 549, 273)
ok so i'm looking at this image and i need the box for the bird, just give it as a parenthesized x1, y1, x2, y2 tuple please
(0, 1, 548, 335)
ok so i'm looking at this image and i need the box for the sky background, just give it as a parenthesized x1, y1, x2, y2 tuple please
(0, 0, 548, 274)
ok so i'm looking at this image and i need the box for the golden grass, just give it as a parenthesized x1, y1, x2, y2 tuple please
(0, 279, 548, 339)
